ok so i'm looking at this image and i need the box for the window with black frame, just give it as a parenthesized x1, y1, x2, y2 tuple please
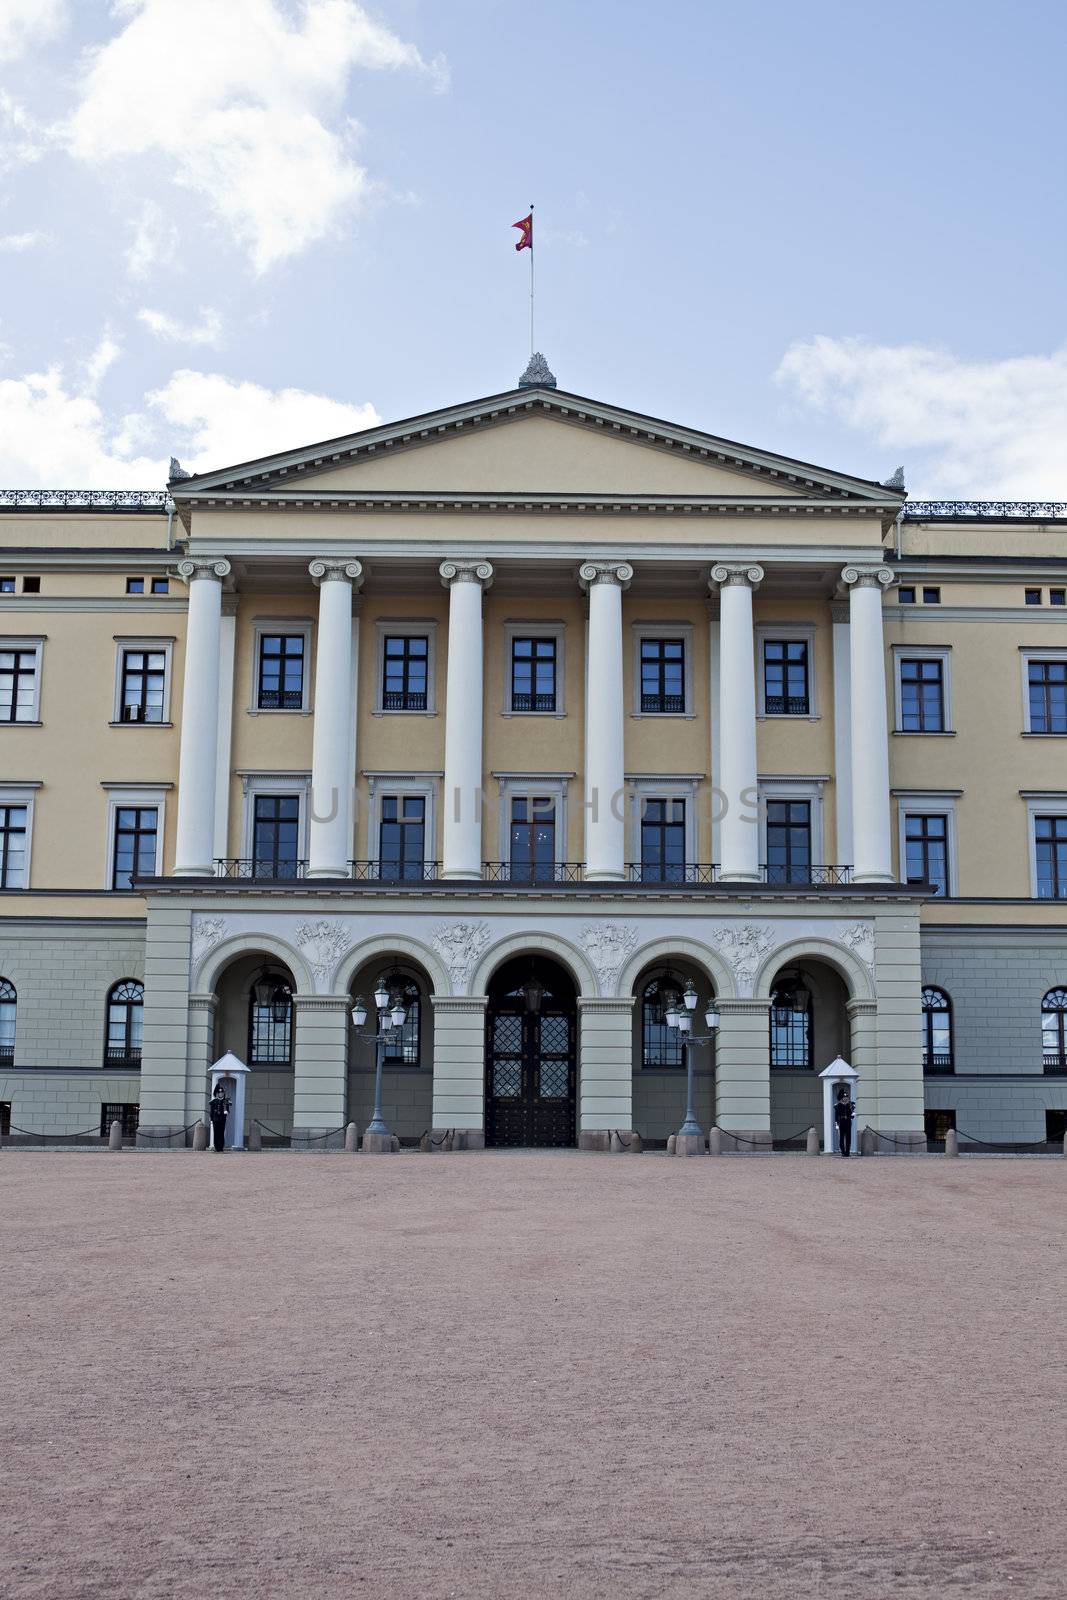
(252, 794, 301, 878)
(510, 637, 557, 712)
(641, 975, 684, 1069)
(640, 639, 685, 714)
(378, 795, 426, 879)
(382, 635, 428, 711)
(509, 796, 556, 882)
(0, 805, 28, 888)
(258, 634, 305, 710)
(765, 799, 811, 885)
(378, 973, 421, 1065)
(112, 805, 158, 888)
(639, 798, 686, 882)
(1042, 988, 1067, 1071)
(770, 977, 813, 1069)
(119, 649, 166, 722)
(921, 986, 953, 1072)
(899, 658, 945, 731)
(248, 977, 292, 1065)
(0, 647, 39, 722)
(1027, 660, 1067, 734)
(105, 979, 143, 1066)
(1035, 816, 1067, 898)
(0, 978, 15, 1065)
(763, 640, 809, 715)
(904, 813, 949, 895)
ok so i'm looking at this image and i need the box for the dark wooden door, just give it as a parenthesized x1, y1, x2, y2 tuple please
(485, 1006, 576, 1147)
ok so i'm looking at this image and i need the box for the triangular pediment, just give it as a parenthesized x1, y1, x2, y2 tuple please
(172, 385, 902, 507)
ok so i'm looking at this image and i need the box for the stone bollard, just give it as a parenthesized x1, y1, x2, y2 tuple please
(610, 1130, 639, 1153)
(345, 1122, 359, 1153)
(391, 1134, 401, 1152)
(806, 1126, 820, 1156)
(630, 1132, 643, 1154)
(859, 1126, 876, 1157)
(192, 1120, 208, 1152)
(361, 1130, 393, 1154)
(708, 1127, 723, 1157)
(945, 1127, 959, 1157)
(108, 1119, 123, 1152)
(418, 1131, 431, 1152)
(248, 1125, 262, 1152)
(666, 1134, 677, 1156)
(443, 1130, 454, 1152)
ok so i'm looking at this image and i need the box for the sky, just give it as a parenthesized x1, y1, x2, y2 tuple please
(0, 0, 1065, 496)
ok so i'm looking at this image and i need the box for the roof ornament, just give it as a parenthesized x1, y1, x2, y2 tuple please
(169, 456, 192, 482)
(882, 466, 906, 490)
(518, 352, 557, 389)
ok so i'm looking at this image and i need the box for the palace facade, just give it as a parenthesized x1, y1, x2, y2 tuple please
(1, 365, 1065, 1150)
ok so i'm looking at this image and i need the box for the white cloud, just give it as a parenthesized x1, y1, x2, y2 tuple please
(0, 91, 47, 172)
(125, 200, 179, 280)
(0, 0, 67, 62)
(0, 355, 379, 486)
(84, 334, 121, 393)
(64, 0, 444, 273)
(0, 230, 51, 251)
(775, 335, 1067, 498)
(137, 306, 223, 346)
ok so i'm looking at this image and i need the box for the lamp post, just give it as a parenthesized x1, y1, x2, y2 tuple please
(666, 981, 720, 1150)
(350, 976, 406, 1141)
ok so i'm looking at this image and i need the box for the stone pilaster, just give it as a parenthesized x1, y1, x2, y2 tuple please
(431, 994, 487, 1138)
(136, 903, 194, 1146)
(577, 995, 635, 1144)
(713, 996, 772, 1149)
(291, 993, 351, 1148)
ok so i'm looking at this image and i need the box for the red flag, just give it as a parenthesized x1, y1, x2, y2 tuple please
(512, 213, 532, 252)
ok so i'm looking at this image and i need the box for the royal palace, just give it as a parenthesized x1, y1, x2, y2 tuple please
(1, 363, 1065, 1150)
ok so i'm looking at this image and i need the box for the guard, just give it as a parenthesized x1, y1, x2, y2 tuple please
(834, 1083, 855, 1158)
(209, 1081, 231, 1153)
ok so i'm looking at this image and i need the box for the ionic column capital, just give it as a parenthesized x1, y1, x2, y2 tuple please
(578, 560, 633, 590)
(709, 563, 764, 590)
(177, 557, 231, 584)
(308, 558, 364, 588)
(439, 559, 494, 590)
(841, 564, 894, 590)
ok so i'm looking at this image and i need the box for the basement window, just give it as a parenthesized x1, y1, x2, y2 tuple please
(924, 1108, 956, 1147)
(100, 1102, 140, 1140)
(0, 578, 14, 594)
(21, 577, 40, 594)
(125, 577, 145, 595)
(1046, 1110, 1066, 1144)
(1051, 590, 1066, 607)
(0, 1102, 9, 1137)
(922, 586, 941, 605)
(1025, 588, 1042, 605)
(151, 578, 169, 595)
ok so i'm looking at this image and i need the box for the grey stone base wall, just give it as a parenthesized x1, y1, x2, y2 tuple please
(0, 1072, 140, 1138)
(243, 1070, 295, 1140)
(770, 1072, 822, 1141)
(347, 1069, 433, 1140)
(632, 1070, 713, 1141)
(924, 1078, 1067, 1145)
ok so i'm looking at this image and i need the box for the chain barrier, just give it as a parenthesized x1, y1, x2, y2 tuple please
(6, 1123, 108, 1141)
(252, 1118, 291, 1141)
(135, 1122, 201, 1142)
(612, 1130, 637, 1149)
(429, 1129, 452, 1147)
(863, 1127, 922, 1149)
(954, 1127, 1062, 1154)
(292, 1124, 347, 1144)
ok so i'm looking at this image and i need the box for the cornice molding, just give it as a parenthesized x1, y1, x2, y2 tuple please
(172, 490, 898, 520)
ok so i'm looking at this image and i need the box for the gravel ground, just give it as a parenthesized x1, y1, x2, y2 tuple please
(1, 1150, 1064, 1600)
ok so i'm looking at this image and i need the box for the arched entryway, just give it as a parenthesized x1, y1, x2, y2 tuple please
(485, 955, 577, 1147)
(212, 950, 298, 1142)
(767, 956, 851, 1142)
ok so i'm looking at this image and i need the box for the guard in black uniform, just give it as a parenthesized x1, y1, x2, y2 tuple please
(210, 1082, 230, 1153)
(834, 1084, 855, 1157)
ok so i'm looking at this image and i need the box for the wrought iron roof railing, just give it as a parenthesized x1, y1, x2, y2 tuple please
(904, 500, 1067, 520)
(0, 489, 168, 510)
(214, 857, 308, 880)
(348, 860, 442, 882)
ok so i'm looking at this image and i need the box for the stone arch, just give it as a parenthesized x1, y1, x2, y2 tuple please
(195, 933, 312, 997)
(333, 935, 451, 998)
(752, 936, 875, 1004)
(616, 937, 737, 1002)
(469, 931, 597, 999)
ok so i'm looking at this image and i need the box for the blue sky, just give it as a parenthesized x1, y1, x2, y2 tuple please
(1, 0, 1065, 494)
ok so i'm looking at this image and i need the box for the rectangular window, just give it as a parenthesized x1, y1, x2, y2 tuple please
(257, 634, 305, 710)
(1035, 815, 1067, 899)
(112, 806, 158, 889)
(0, 578, 15, 594)
(0, 805, 28, 888)
(640, 638, 685, 714)
(1051, 589, 1066, 607)
(763, 640, 809, 716)
(510, 637, 557, 713)
(897, 586, 916, 605)
(382, 635, 428, 711)
(252, 794, 301, 878)
(508, 796, 556, 882)
(119, 648, 166, 722)
(150, 577, 169, 595)
(100, 1102, 140, 1140)
(639, 798, 686, 882)
(378, 795, 426, 880)
(1025, 588, 1042, 606)
(126, 577, 144, 595)
(1028, 661, 1067, 734)
(22, 576, 40, 594)
(905, 813, 949, 895)
(925, 1109, 956, 1145)
(922, 586, 941, 605)
(899, 658, 945, 732)
(765, 800, 812, 885)
(0, 647, 39, 722)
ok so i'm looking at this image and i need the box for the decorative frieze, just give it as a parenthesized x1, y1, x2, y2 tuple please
(431, 919, 491, 988)
(708, 923, 774, 993)
(579, 921, 639, 991)
(295, 920, 350, 985)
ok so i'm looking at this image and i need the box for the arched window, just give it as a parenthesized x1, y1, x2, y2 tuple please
(770, 973, 813, 1069)
(105, 979, 143, 1066)
(377, 972, 422, 1066)
(921, 987, 953, 1074)
(248, 974, 292, 1066)
(1042, 988, 1067, 1072)
(641, 975, 684, 1069)
(0, 978, 15, 1065)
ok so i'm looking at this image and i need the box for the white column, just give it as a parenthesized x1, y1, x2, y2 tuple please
(212, 598, 236, 862)
(842, 565, 894, 883)
(307, 560, 363, 878)
(174, 557, 230, 876)
(709, 564, 763, 883)
(579, 561, 632, 881)
(831, 601, 853, 868)
(440, 560, 493, 879)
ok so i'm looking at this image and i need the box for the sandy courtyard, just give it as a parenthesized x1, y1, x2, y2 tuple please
(1, 1151, 1063, 1600)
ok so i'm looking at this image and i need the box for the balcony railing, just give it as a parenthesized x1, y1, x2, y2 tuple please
(483, 861, 585, 884)
(923, 1052, 954, 1074)
(640, 693, 685, 714)
(627, 863, 720, 884)
(382, 690, 427, 712)
(257, 689, 303, 710)
(1044, 1053, 1067, 1073)
(511, 692, 557, 713)
(0, 1045, 13, 1066)
(764, 696, 810, 716)
(760, 864, 853, 886)
(349, 860, 442, 882)
(214, 858, 308, 880)
(104, 1048, 141, 1068)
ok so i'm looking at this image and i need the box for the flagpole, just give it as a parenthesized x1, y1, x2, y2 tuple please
(529, 202, 535, 356)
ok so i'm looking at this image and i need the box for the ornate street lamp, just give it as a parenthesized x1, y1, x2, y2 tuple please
(352, 979, 406, 1139)
(675, 986, 720, 1145)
